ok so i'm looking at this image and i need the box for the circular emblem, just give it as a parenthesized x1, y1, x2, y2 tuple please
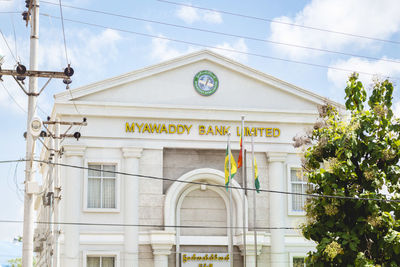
(193, 70, 219, 96)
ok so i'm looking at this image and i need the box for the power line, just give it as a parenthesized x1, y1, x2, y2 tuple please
(34, 159, 400, 204)
(1, 158, 399, 204)
(40, 1, 400, 65)
(157, 0, 400, 45)
(0, 82, 26, 113)
(0, 29, 18, 63)
(57, 0, 69, 65)
(0, 219, 297, 230)
(39, 14, 400, 81)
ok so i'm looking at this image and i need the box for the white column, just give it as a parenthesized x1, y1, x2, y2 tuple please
(268, 152, 287, 267)
(63, 145, 85, 266)
(150, 230, 175, 267)
(122, 147, 143, 267)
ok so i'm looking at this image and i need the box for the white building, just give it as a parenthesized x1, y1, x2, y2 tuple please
(35, 50, 339, 267)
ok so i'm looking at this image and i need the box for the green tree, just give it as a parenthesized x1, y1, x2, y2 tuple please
(296, 74, 400, 266)
(7, 257, 22, 267)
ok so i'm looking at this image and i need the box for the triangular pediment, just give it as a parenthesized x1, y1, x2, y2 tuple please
(55, 50, 339, 112)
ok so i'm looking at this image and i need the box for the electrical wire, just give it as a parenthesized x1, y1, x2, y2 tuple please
(57, 0, 69, 65)
(13, 161, 23, 203)
(0, 219, 297, 230)
(0, 82, 27, 113)
(39, 1, 400, 65)
(38, 14, 400, 81)
(157, 0, 400, 45)
(0, 29, 18, 62)
(34, 159, 400, 204)
(10, 13, 19, 63)
(0, 81, 48, 117)
(1, 158, 399, 204)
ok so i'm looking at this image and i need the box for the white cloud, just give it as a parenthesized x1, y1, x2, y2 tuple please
(212, 38, 248, 62)
(38, 28, 122, 86)
(0, 28, 123, 113)
(327, 57, 400, 89)
(269, 0, 400, 59)
(150, 35, 197, 61)
(203, 10, 223, 24)
(150, 35, 248, 63)
(176, 6, 200, 24)
(176, 5, 222, 24)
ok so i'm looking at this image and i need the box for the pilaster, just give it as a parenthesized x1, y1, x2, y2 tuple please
(122, 147, 143, 267)
(150, 230, 175, 267)
(267, 152, 287, 267)
(62, 145, 86, 267)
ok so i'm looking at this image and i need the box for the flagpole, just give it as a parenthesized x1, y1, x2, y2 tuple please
(228, 132, 234, 267)
(241, 115, 247, 267)
(251, 132, 258, 267)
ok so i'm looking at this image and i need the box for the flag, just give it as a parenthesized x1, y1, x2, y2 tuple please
(237, 127, 243, 169)
(254, 156, 260, 193)
(225, 144, 237, 191)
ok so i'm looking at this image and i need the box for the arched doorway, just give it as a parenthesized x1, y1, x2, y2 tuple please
(164, 168, 247, 267)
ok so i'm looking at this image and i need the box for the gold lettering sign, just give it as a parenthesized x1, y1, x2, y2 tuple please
(125, 122, 280, 137)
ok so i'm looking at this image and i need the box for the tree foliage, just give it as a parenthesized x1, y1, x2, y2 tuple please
(297, 74, 400, 266)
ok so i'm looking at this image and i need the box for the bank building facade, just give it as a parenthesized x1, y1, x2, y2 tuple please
(34, 50, 339, 267)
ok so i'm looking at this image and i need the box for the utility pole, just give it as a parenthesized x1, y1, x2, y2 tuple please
(0, 1, 73, 265)
(40, 118, 87, 267)
(22, 0, 39, 265)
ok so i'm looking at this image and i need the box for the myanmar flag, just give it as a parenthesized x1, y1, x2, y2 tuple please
(225, 144, 237, 191)
(237, 128, 243, 169)
(254, 156, 260, 193)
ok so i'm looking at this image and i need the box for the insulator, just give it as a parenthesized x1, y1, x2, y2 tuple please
(23, 132, 27, 139)
(25, 0, 30, 8)
(17, 76, 26, 82)
(73, 132, 81, 140)
(63, 78, 72, 84)
(64, 66, 74, 77)
(39, 131, 47, 138)
(22, 11, 29, 21)
(16, 64, 26, 74)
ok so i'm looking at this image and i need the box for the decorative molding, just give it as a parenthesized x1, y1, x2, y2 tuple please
(122, 147, 143, 159)
(63, 145, 86, 157)
(150, 230, 175, 256)
(267, 152, 287, 162)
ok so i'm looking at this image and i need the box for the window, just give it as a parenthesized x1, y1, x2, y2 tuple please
(87, 256, 115, 267)
(292, 257, 305, 267)
(288, 167, 311, 214)
(87, 164, 116, 209)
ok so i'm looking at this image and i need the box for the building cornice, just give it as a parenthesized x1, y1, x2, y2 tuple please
(121, 147, 143, 159)
(267, 152, 287, 162)
(63, 145, 86, 157)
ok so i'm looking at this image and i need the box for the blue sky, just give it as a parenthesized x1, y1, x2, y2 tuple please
(0, 0, 400, 261)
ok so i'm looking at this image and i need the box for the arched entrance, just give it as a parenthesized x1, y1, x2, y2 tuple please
(164, 168, 247, 267)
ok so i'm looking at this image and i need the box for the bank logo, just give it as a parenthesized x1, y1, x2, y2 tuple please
(193, 70, 219, 96)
